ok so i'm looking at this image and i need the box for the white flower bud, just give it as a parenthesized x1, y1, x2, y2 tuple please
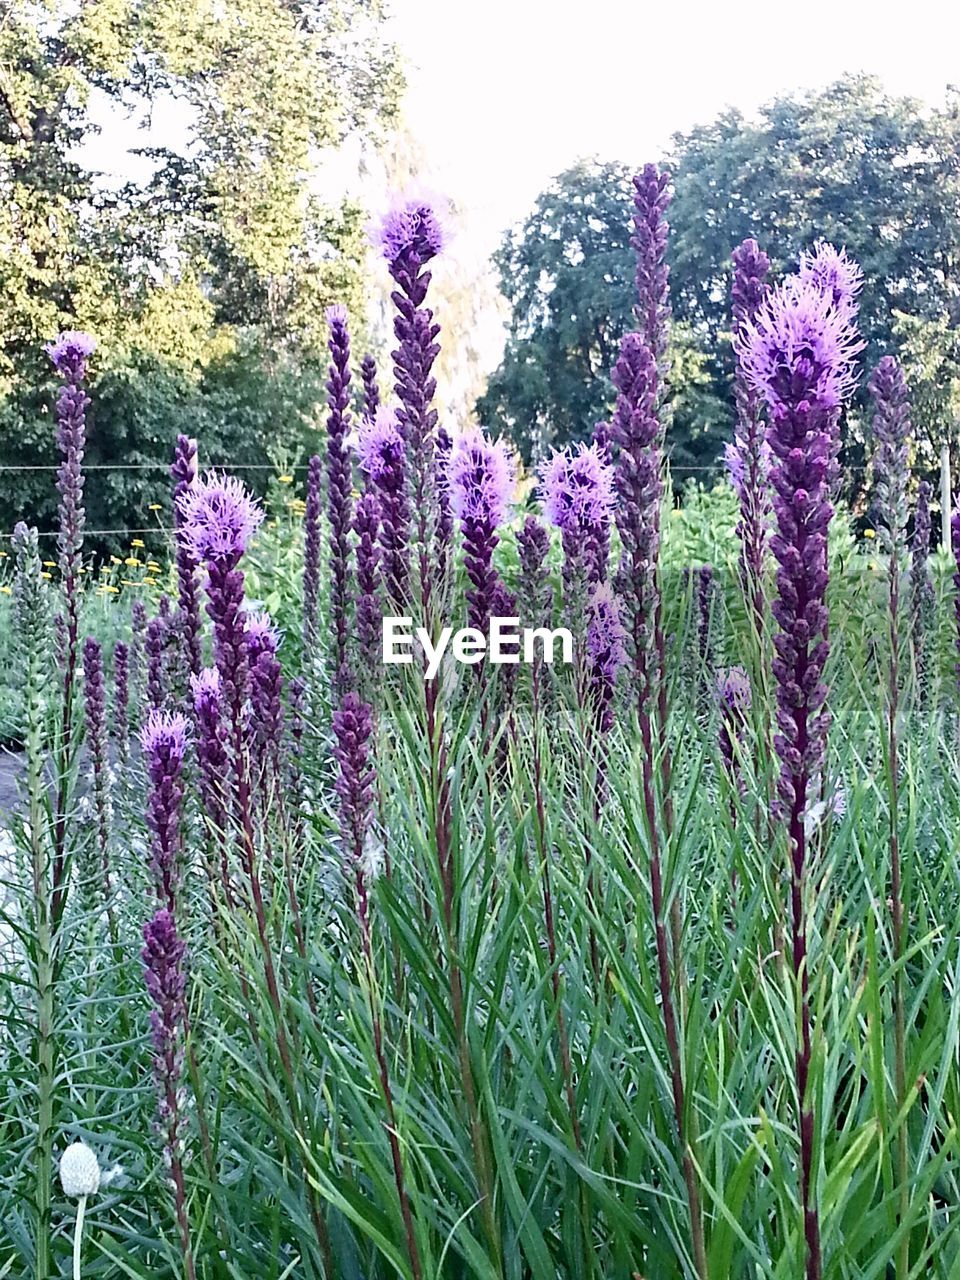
(60, 1142, 100, 1198)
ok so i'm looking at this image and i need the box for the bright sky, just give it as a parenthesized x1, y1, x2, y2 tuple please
(387, 0, 960, 249)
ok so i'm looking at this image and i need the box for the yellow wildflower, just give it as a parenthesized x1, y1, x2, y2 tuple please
(131, 539, 145, 548)
(148, 503, 162, 511)
(864, 528, 876, 539)
(41, 572, 52, 580)
(278, 474, 294, 484)
(0, 585, 11, 595)
(43, 560, 56, 567)
(124, 556, 140, 567)
(110, 555, 122, 565)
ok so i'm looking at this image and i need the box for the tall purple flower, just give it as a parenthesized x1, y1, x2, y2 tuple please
(191, 667, 232, 911)
(374, 196, 445, 609)
(357, 408, 410, 606)
(141, 908, 195, 1280)
(736, 273, 862, 1280)
(113, 641, 130, 767)
(83, 637, 115, 933)
(146, 613, 168, 711)
(360, 353, 381, 422)
(354, 493, 382, 683)
(326, 304, 354, 694)
(171, 435, 203, 682)
(247, 613, 284, 767)
(517, 516, 551, 628)
(585, 583, 627, 734)
(435, 426, 454, 590)
(631, 165, 671, 381)
(302, 454, 323, 648)
(612, 332, 662, 711)
(728, 238, 772, 627)
(591, 419, 614, 465)
(449, 429, 514, 633)
(177, 473, 294, 1077)
(540, 443, 615, 591)
(48, 330, 95, 919)
(141, 709, 189, 911)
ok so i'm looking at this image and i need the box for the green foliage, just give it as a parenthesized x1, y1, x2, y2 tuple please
(0, 0, 400, 537)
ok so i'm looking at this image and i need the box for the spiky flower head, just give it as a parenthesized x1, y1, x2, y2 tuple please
(59, 1141, 101, 1198)
(356, 407, 405, 482)
(586, 582, 628, 681)
(45, 330, 97, 374)
(190, 666, 221, 712)
(797, 242, 863, 317)
(540, 443, 616, 533)
(176, 471, 263, 564)
(140, 708, 189, 764)
(374, 198, 445, 266)
(449, 429, 514, 528)
(244, 609, 280, 661)
(325, 302, 348, 326)
(735, 278, 863, 417)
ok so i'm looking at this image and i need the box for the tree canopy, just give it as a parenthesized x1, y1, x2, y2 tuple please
(480, 76, 960, 475)
(0, 0, 401, 538)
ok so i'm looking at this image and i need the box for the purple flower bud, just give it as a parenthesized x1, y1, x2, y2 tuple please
(113, 640, 130, 763)
(83, 637, 114, 918)
(354, 493, 382, 679)
(171, 435, 203, 680)
(140, 709, 189, 910)
(360, 353, 380, 422)
(586, 583, 627, 734)
(450, 430, 514, 633)
(868, 357, 912, 566)
(333, 692, 377, 928)
(716, 665, 751, 791)
(146, 613, 168, 711)
(303, 453, 323, 646)
(517, 516, 551, 627)
(631, 165, 671, 370)
(326, 304, 354, 693)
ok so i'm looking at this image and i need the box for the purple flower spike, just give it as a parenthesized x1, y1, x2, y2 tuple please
(798, 242, 863, 318)
(303, 454, 323, 647)
(729, 238, 773, 626)
(631, 166, 671, 372)
(191, 667, 232, 904)
(244, 609, 280, 665)
(354, 493, 382, 680)
(361, 353, 381, 422)
(435, 426, 454, 588)
(540, 442, 615, 588)
(141, 709, 189, 910)
(177, 472, 263, 567)
(450, 430, 514, 633)
(612, 332, 663, 708)
(171, 435, 203, 680)
(113, 641, 130, 764)
(378, 196, 446, 613)
(517, 516, 551, 627)
(326, 303, 355, 694)
(83, 637, 115, 927)
(586, 583, 627, 734)
(333, 693, 377, 909)
(141, 907, 194, 1276)
(146, 613, 168, 711)
(357, 408, 410, 605)
(746, 268, 861, 1280)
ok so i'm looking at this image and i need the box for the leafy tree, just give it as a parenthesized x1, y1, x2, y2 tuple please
(0, 0, 401, 537)
(481, 78, 960, 475)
